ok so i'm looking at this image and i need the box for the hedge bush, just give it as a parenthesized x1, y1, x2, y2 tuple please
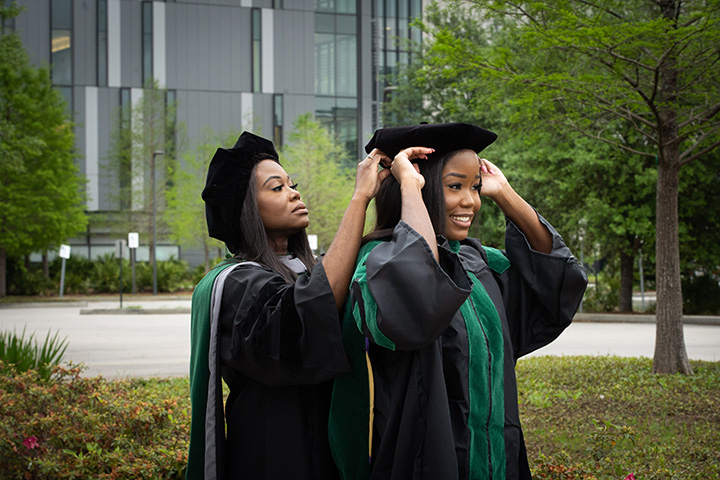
(6, 258, 55, 296)
(0, 363, 189, 479)
(682, 273, 720, 315)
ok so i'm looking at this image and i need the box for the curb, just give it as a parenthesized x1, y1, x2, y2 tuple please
(0, 301, 89, 309)
(79, 308, 191, 315)
(574, 313, 720, 326)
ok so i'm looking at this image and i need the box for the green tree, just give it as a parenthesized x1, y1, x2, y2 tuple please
(104, 79, 180, 268)
(386, 4, 658, 311)
(165, 129, 232, 271)
(410, 0, 720, 374)
(0, 3, 87, 297)
(280, 114, 356, 252)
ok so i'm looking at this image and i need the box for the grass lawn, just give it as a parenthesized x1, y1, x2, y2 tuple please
(1, 356, 718, 479)
(516, 356, 720, 479)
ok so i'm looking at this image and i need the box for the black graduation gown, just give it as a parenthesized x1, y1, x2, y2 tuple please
(218, 258, 351, 479)
(330, 216, 587, 480)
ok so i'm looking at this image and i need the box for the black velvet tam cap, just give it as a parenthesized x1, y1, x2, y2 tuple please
(201, 131, 279, 248)
(364, 122, 497, 159)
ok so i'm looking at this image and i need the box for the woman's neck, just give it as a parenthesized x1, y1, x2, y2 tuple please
(269, 237, 290, 256)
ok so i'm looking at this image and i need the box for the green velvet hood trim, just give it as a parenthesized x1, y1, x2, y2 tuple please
(186, 260, 236, 480)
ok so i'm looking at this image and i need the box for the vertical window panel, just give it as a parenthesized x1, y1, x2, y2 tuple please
(142, 2, 153, 84)
(252, 8, 261, 93)
(273, 94, 283, 147)
(97, 0, 108, 86)
(335, 34, 356, 96)
(314, 33, 335, 95)
(51, 0, 72, 85)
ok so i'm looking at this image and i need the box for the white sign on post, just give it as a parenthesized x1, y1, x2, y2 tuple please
(59, 244, 71, 259)
(128, 232, 139, 249)
(307, 234, 318, 251)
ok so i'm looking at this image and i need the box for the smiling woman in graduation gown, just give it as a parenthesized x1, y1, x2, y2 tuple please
(329, 123, 588, 480)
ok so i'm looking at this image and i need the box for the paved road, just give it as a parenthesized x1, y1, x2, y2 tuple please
(0, 299, 191, 378)
(1, 299, 718, 378)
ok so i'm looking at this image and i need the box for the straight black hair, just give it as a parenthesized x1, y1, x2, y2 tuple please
(229, 155, 315, 282)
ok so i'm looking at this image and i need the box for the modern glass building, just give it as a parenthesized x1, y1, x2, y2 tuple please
(10, 0, 423, 263)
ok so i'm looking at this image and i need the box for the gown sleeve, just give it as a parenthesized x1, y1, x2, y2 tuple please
(351, 220, 472, 351)
(218, 260, 351, 386)
(494, 212, 588, 359)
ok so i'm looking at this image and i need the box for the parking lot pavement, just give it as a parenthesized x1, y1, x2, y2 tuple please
(1, 300, 719, 378)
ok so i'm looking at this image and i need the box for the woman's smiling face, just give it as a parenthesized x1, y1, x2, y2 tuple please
(442, 150, 482, 241)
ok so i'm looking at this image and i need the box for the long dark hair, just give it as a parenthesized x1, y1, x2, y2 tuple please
(230, 155, 315, 282)
(363, 150, 465, 244)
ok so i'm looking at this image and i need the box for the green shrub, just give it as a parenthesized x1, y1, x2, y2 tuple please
(682, 273, 720, 315)
(157, 258, 193, 292)
(582, 277, 620, 313)
(49, 255, 95, 294)
(87, 253, 131, 293)
(0, 328, 68, 381)
(84, 254, 191, 294)
(129, 258, 192, 293)
(6, 259, 55, 296)
(190, 257, 226, 285)
(0, 364, 189, 479)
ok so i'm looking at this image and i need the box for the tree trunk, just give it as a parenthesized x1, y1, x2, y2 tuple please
(0, 248, 6, 297)
(652, 0, 692, 374)
(42, 251, 49, 277)
(653, 150, 691, 374)
(618, 250, 634, 312)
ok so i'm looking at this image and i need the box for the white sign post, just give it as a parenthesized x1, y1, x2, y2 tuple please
(128, 233, 139, 294)
(115, 239, 127, 308)
(58, 244, 71, 298)
(308, 234, 318, 253)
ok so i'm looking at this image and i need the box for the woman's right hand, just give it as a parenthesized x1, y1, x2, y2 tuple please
(390, 147, 434, 190)
(354, 148, 393, 203)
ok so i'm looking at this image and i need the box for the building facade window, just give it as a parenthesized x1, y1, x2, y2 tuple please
(142, 1, 153, 84)
(97, 0, 108, 86)
(251, 8, 261, 93)
(315, 8, 358, 158)
(315, 0, 356, 14)
(51, 0, 73, 86)
(273, 94, 283, 147)
(2, 15, 15, 33)
(373, 0, 421, 127)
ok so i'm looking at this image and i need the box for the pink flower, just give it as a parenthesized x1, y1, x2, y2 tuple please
(23, 436, 39, 450)
(624, 475, 636, 480)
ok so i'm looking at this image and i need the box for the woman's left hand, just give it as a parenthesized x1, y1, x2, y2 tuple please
(479, 158, 510, 200)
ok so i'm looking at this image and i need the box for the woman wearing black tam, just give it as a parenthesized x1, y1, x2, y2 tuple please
(187, 131, 432, 480)
(328, 123, 588, 479)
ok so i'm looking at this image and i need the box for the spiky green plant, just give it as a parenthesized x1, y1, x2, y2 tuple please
(0, 327, 68, 380)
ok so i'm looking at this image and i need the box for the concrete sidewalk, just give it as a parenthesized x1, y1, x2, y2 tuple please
(1, 297, 719, 378)
(4, 296, 719, 324)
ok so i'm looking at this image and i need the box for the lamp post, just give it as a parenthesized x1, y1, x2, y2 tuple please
(152, 149, 165, 296)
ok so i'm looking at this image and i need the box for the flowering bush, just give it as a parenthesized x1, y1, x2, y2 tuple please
(0, 363, 190, 479)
